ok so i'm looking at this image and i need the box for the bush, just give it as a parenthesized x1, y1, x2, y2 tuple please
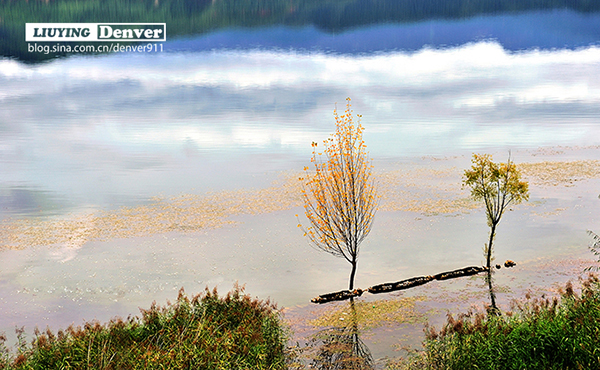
(408, 275, 600, 370)
(3, 285, 288, 370)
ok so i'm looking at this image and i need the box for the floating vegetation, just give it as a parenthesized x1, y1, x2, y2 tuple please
(531, 207, 567, 217)
(2, 159, 592, 251)
(0, 173, 304, 250)
(519, 160, 600, 186)
(376, 167, 479, 214)
(308, 296, 427, 331)
(0, 167, 478, 250)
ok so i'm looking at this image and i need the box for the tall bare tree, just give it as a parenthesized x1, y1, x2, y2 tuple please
(298, 98, 378, 291)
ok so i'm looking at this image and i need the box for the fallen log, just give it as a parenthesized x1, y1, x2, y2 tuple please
(311, 265, 493, 303)
(311, 289, 364, 304)
(432, 266, 488, 281)
(367, 275, 432, 294)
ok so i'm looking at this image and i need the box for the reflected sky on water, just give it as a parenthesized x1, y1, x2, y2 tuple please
(2, 41, 599, 215)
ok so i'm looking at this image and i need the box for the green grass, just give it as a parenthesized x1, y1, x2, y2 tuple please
(0, 285, 288, 370)
(399, 275, 600, 370)
(4, 276, 600, 370)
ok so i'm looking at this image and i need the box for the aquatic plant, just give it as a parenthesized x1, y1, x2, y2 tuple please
(298, 98, 378, 291)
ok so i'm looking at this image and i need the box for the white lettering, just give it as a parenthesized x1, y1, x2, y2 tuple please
(99, 25, 113, 38)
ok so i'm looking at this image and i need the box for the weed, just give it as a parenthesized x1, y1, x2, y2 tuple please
(2, 284, 288, 370)
(400, 274, 600, 370)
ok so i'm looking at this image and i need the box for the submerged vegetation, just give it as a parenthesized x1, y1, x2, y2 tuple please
(0, 285, 287, 370)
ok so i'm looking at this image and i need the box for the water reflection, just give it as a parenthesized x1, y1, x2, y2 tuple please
(309, 299, 374, 370)
(2, 42, 599, 217)
(170, 9, 600, 54)
(486, 269, 499, 314)
(1, 9, 600, 360)
(2, 0, 599, 62)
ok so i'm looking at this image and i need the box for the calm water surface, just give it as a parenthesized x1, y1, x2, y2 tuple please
(1, 8, 600, 363)
(2, 42, 599, 215)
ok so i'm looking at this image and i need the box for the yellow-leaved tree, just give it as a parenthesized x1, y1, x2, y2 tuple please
(298, 98, 378, 291)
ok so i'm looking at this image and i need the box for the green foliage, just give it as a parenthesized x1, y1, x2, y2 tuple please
(2, 285, 288, 370)
(404, 275, 600, 370)
(586, 230, 600, 272)
(463, 153, 529, 228)
(463, 153, 529, 277)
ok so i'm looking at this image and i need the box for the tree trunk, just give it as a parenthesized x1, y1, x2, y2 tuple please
(487, 222, 499, 312)
(486, 269, 498, 313)
(349, 259, 357, 291)
(486, 222, 497, 270)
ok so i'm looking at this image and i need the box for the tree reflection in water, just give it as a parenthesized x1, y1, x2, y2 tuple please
(485, 269, 500, 315)
(309, 299, 374, 370)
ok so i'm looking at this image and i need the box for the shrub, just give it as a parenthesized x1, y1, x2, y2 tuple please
(409, 275, 600, 370)
(4, 285, 288, 370)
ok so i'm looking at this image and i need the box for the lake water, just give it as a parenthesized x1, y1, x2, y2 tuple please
(1, 5, 600, 365)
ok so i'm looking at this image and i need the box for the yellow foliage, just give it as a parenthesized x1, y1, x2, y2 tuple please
(298, 98, 378, 290)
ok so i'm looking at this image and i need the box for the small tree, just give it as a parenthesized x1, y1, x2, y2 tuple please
(463, 153, 529, 272)
(464, 153, 528, 312)
(298, 98, 378, 291)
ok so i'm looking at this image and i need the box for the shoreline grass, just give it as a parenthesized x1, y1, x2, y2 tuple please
(397, 274, 600, 370)
(0, 285, 287, 370)
(3, 275, 600, 369)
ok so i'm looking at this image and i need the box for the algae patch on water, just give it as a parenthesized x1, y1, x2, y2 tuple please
(3, 159, 596, 250)
(0, 173, 303, 250)
(308, 296, 428, 331)
(519, 160, 600, 186)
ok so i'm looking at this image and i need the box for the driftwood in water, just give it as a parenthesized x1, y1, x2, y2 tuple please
(504, 260, 516, 268)
(368, 266, 488, 294)
(367, 275, 433, 294)
(432, 266, 488, 281)
(311, 265, 492, 303)
(311, 289, 364, 304)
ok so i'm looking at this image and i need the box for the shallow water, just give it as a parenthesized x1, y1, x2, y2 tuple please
(1, 148, 600, 362)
